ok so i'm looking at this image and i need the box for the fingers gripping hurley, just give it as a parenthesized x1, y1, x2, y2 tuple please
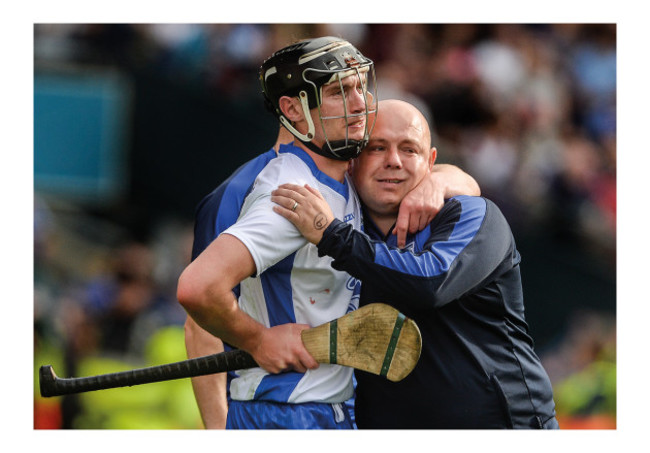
(301, 303, 422, 382)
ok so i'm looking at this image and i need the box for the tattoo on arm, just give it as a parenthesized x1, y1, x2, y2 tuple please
(314, 213, 327, 230)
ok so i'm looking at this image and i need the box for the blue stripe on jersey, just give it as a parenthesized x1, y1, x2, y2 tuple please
(279, 144, 349, 199)
(373, 196, 487, 277)
(260, 253, 298, 326)
(215, 149, 280, 236)
(192, 149, 279, 260)
(192, 149, 280, 300)
(253, 371, 304, 401)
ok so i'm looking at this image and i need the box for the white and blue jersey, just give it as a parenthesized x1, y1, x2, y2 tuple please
(191, 143, 361, 411)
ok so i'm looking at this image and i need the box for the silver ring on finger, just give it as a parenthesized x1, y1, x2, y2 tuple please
(291, 201, 299, 212)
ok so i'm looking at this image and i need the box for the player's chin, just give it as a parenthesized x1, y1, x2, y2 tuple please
(346, 130, 367, 142)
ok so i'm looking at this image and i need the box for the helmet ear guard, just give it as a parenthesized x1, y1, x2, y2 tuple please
(260, 37, 377, 161)
(277, 91, 316, 143)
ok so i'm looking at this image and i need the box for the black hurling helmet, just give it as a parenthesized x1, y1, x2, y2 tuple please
(260, 36, 377, 161)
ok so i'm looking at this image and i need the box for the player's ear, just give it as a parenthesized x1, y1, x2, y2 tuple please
(428, 147, 437, 171)
(279, 96, 305, 123)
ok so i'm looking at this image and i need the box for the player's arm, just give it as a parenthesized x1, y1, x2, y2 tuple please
(185, 194, 232, 429)
(394, 163, 480, 248)
(320, 197, 512, 309)
(273, 187, 508, 309)
(184, 316, 227, 429)
(177, 233, 318, 374)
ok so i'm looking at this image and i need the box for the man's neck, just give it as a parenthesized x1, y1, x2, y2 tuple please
(368, 213, 398, 238)
(293, 140, 350, 183)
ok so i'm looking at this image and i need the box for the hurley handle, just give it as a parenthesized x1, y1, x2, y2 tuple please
(40, 349, 257, 397)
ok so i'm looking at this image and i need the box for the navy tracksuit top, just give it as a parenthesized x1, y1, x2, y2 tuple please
(317, 195, 557, 429)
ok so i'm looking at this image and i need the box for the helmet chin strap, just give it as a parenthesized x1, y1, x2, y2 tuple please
(314, 138, 366, 161)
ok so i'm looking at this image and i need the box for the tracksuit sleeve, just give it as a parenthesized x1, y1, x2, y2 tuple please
(317, 196, 516, 310)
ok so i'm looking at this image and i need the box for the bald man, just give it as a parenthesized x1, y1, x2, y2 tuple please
(272, 99, 558, 429)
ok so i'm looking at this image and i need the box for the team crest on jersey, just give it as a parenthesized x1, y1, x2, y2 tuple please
(343, 213, 355, 223)
(346, 277, 361, 313)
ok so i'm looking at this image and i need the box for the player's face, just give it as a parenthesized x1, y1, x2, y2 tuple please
(351, 105, 432, 219)
(311, 72, 372, 145)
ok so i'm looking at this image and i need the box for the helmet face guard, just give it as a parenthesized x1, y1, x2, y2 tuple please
(305, 66, 377, 160)
(260, 37, 378, 161)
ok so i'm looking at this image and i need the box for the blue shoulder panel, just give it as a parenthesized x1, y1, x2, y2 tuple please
(373, 196, 487, 278)
(191, 149, 278, 260)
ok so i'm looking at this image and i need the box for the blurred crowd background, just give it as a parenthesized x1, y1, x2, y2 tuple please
(33, 23, 616, 429)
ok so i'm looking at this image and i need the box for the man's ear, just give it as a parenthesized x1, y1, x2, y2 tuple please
(429, 147, 437, 171)
(278, 96, 305, 123)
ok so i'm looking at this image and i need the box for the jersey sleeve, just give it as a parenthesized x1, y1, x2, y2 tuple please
(191, 190, 223, 261)
(222, 158, 311, 276)
(317, 196, 517, 309)
(190, 149, 279, 261)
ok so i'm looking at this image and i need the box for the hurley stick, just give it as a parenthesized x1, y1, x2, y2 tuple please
(39, 303, 421, 397)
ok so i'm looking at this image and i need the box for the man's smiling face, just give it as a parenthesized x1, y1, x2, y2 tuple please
(351, 100, 433, 221)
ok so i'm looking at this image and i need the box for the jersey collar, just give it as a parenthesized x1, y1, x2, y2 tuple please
(278, 143, 350, 199)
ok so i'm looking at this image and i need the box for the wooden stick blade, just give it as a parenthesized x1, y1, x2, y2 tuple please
(301, 303, 422, 382)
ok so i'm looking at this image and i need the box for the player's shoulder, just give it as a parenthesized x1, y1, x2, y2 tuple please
(255, 147, 316, 187)
(265, 150, 308, 171)
(272, 144, 313, 168)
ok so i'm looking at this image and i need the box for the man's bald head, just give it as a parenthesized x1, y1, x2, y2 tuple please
(374, 99, 432, 153)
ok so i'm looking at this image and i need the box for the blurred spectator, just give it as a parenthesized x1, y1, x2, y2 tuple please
(568, 24, 616, 143)
(375, 60, 433, 128)
(145, 23, 214, 83)
(472, 24, 529, 113)
(84, 241, 164, 356)
(71, 326, 202, 429)
(541, 309, 616, 428)
(34, 196, 190, 428)
(458, 112, 519, 208)
(545, 131, 616, 260)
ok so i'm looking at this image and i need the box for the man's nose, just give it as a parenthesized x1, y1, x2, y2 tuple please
(348, 86, 367, 113)
(384, 148, 402, 168)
